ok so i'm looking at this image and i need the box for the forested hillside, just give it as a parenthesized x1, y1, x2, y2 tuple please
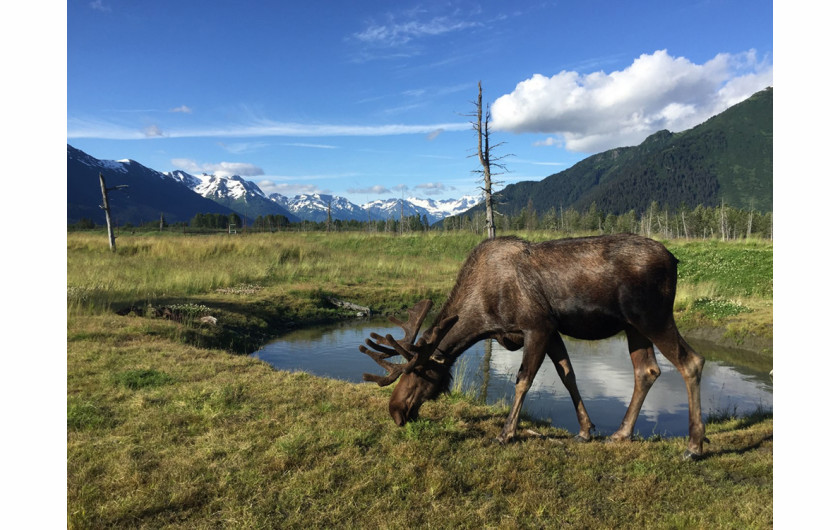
(482, 87, 772, 218)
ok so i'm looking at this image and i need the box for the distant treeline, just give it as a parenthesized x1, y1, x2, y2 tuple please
(443, 201, 772, 240)
(69, 201, 771, 240)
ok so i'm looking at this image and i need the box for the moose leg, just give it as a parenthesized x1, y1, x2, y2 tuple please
(545, 332, 595, 441)
(649, 323, 706, 458)
(496, 330, 549, 444)
(611, 327, 661, 442)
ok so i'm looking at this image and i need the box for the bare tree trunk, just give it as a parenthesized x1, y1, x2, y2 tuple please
(99, 173, 116, 252)
(746, 207, 753, 239)
(769, 212, 773, 240)
(327, 199, 332, 232)
(477, 82, 496, 239)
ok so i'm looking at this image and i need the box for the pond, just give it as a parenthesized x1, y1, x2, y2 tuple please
(251, 319, 773, 438)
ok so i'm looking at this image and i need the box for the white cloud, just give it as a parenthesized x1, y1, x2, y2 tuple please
(347, 185, 391, 194)
(426, 128, 444, 140)
(217, 141, 270, 154)
(67, 118, 471, 140)
(170, 105, 192, 113)
(354, 14, 479, 47)
(171, 158, 264, 178)
(491, 49, 773, 153)
(281, 142, 338, 149)
(89, 0, 110, 12)
(413, 182, 453, 195)
(143, 124, 164, 137)
(533, 137, 561, 147)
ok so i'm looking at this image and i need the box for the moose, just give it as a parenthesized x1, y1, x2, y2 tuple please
(360, 234, 707, 459)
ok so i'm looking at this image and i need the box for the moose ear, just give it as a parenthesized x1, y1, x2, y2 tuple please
(420, 315, 458, 347)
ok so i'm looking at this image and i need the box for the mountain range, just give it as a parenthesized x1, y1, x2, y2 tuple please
(68, 87, 771, 227)
(67, 145, 480, 226)
(68, 145, 242, 226)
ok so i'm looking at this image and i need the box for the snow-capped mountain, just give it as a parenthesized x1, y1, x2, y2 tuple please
(268, 194, 481, 223)
(269, 193, 370, 222)
(165, 170, 203, 190)
(362, 196, 481, 223)
(67, 145, 239, 225)
(68, 144, 479, 226)
(163, 171, 477, 224)
(408, 196, 482, 221)
(164, 171, 299, 222)
(167, 172, 266, 201)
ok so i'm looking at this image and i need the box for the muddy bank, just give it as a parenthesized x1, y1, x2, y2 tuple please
(683, 326, 772, 356)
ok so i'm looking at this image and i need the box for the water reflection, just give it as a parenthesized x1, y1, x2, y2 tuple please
(252, 320, 772, 438)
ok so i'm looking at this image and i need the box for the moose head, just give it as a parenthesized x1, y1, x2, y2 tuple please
(359, 299, 458, 426)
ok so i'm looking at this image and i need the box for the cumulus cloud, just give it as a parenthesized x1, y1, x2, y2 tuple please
(143, 124, 165, 137)
(491, 49, 773, 153)
(171, 158, 265, 178)
(413, 182, 453, 195)
(533, 137, 561, 147)
(347, 185, 392, 194)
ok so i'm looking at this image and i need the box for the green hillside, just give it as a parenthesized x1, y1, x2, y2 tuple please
(487, 87, 772, 217)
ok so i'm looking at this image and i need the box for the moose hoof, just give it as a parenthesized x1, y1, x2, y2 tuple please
(682, 449, 702, 462)
(573, 434, 591, 443)
(607, 434, 631, 444)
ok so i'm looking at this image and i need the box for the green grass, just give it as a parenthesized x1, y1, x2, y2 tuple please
(670, 238, 773, 298)
(691, 297, 753, 319)
(67, 231, 772, 343)
(113, 369, 175, 390)
(67, 230, 773, 528)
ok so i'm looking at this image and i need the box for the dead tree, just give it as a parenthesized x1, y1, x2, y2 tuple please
(327, 198, 333, 233)
(98, 173, 128, 252)
(471, 81, 508, 240)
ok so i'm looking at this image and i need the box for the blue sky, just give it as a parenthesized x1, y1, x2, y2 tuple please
(67, 1, 772, 204)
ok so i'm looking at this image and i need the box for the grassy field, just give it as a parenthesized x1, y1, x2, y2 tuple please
(67, 231, 773, 528)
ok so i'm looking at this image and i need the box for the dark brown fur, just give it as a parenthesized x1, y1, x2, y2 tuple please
(371, 234, 706, 457)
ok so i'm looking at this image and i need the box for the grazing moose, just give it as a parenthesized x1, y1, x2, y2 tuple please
(360, 234, 706, 459)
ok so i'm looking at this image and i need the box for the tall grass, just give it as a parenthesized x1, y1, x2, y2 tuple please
(68, 231, 773, 342)
(67, 231, 480, 315)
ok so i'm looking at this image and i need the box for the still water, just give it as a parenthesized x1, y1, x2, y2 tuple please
(252, 319, 772, 438)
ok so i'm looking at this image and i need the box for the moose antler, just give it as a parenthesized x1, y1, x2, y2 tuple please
(360, 300, 458, 386)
